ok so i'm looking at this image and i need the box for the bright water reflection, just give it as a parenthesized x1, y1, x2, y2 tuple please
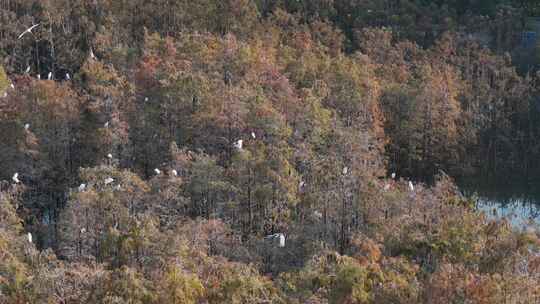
(459, 178, 540, 229)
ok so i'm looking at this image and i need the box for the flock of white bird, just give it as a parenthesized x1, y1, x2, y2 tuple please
(8, 23, 79, 90)
(11, 23, 421, 248)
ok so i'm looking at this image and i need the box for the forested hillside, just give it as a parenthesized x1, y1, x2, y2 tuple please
(1, 1, 539, 303)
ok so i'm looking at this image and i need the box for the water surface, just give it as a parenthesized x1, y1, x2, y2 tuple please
(459, 177, 540, 229)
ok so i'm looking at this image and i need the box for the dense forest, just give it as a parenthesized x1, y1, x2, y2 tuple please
(1, 0, 540, 303)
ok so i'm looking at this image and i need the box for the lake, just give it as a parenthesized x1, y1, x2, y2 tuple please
(459, 177, 540, 229)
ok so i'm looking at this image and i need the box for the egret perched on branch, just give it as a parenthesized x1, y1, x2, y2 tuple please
(154, 168, 161, 175)
(18, 24, 39, 39)
(104, 121, 109, 128)
(234, 139, 243, 150)
(251, 132, 256, 139)
(37, 74, 40, 80)
(342, 166, 349, 175)
(80, 228, 86, 234)
(25, 66, 31, 74)
(265, 233, 285, 248)
(408, 181, 414, 192)
(391, 172, 396, 179)
(89, 48, 96, 59)
(78, 183, 86, 192)
(66, 73, 70, 80)
(47, 72, 52, 80)
(104, 177, 114, 185)
(10, 83, 14, 89)
(27, 232, 32, 243)
(107, 153, 113, 159)
(24, 123, 30, 131)
(144, 97, 148, 102)
(171, 169, 178, 177)
(12, 173, 20, 184)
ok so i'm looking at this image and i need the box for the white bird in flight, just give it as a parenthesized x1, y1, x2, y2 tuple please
(234, 139, 243, 150)
(154, 168, 161, 175)
(27, 232, 32, 243)
(18, 24, 39, 39)
(104, 177, 114, 185)
(78, 183, 86, 191)
(12, 173, 20, 184)
(408, 181, 414, 192)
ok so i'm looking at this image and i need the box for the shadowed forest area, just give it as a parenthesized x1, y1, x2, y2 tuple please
(1, 1, 540, 303)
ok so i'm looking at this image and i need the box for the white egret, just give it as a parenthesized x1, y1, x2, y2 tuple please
(12, 173, 20, 184)
(104, 177, 114, 185)
(27, 232, 32, 243)
(251, 132, 256, 139)
(24, 123, 30, 130)
(37, 74, 40, 80)
(18, 24, 39, 39)
(342, 166, 348, 175)
(10, 83, 14, 89)
(391, 172, 396, 179)
(104, 121, 109, 128)
(89, 48, 95, 59)
(171, 169, 178, 176)
(233, 139, 243, 150)
(408, 181, 414, 192)
(47, 72, 52, 80)
(278, 233, 285, 247)
(313, 211, 323, 219)
(114, 184, 121, 191)
(80, 228, 86, 233)
(144, 97, 148, 102)
(66, 73, 70, 80)
(78, 183, 86, 191)
(107, 153, 113, 159)
(25, 66, 31, 73)
(154, 168, 161, 175)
